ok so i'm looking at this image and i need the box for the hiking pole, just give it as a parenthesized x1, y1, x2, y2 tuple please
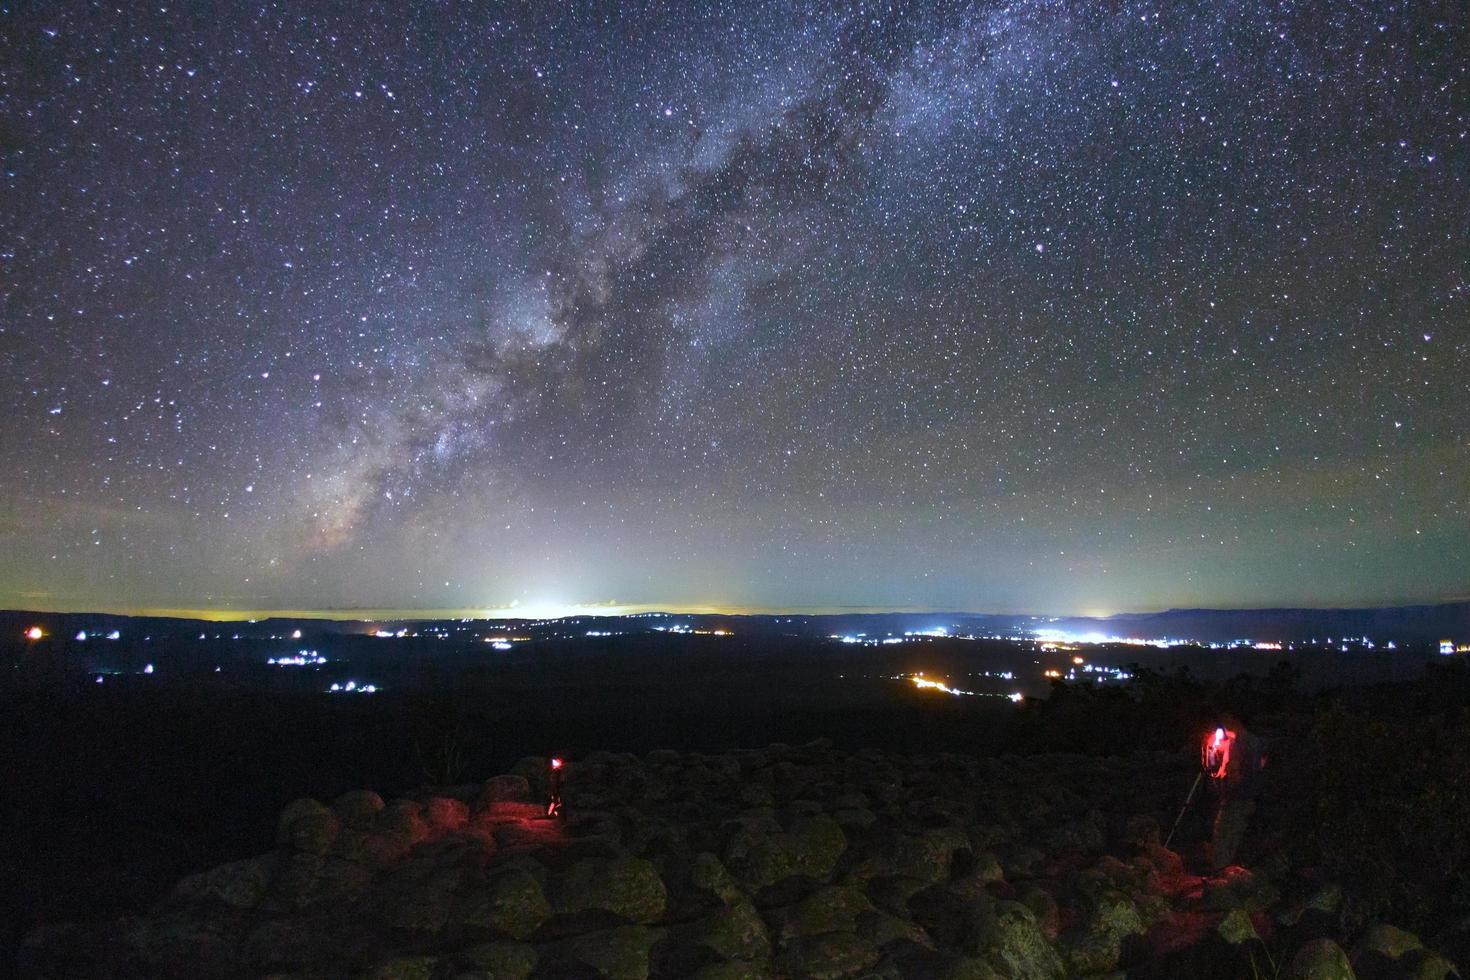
(1164, 770, 1204, 849)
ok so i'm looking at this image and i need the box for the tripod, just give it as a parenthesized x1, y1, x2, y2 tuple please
(1164, 770, 1204, 849)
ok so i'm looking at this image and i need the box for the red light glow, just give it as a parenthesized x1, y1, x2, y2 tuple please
(550, 758, 564, 770)
(1204, 727, 1235, 779)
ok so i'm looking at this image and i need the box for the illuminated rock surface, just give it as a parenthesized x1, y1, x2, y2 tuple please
(17, 744, 1462, 979)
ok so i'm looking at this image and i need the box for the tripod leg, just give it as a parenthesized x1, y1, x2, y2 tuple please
(1164, 771, 1204, 849)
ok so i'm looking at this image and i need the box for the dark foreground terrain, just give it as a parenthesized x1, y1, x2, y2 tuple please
(4, 618, 1469, 978)
(16, 732, 1466, 980)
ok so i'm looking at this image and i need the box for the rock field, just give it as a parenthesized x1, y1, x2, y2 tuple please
(18, 741, 1460, 979)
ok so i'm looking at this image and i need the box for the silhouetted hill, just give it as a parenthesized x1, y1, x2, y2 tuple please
(3, 600, 1466, 646)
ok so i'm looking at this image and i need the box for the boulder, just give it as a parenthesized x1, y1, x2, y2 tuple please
(781, 885, 875, 939)
(423, 796, 469, 832)
(887, 948, 1000, 979)
(1285, 939, 1356, 980)
(376, 800, 430, 848)
(907, 884, 986, 949)
(691, 960, 775, 980)
(561, 925, 664, 980)
(314, 855, 375, 903)
(121, 910, 240, 975)
(1017, 884, 1061, 938)
(865, 875, 931, 919)
(688, 851, 745, 905)
(452, 867, 551, 940)
(365, 955, 439, 980)
(276, 798, 339, 855)
(459, 941, 537, 979)
(788, 814, 847, 878)
(239, 915, 342, 970)
(1394, 948, 1459, 980)
(949, 851, 1005, 899)
(1142, 842, 1185, 879)
(724, 814, 846, 890)
(560, 855, 668, 923)
(685, 897, 770, 961)
(893, 828, 973, 883)
(564, 809, 624, 850)
(1278, 881, 1343, 927)
(834, 806, 878, 831)
(996, 845, 1045, 880)
(1059, 890, 1146, 975)
(260, 852, 328, 911)
(510, 756, 550, 797)
(1217, 908, 1261, 945)
(170, 855, 276, 910)
(954, 961, 1006, 980)
(862, 909, 934, 950)
(349, 830, 414, 870)
(1358, 923, 1424, 960)
(973, 901, 1066, 980)
(1200, 866, 1278, 914)
(739, 783, 776, 808)
(377, 864, 470, 935)
(480, 774, 533, 804)
(777, 931, 881, 979)
(333, 790, 386, 830)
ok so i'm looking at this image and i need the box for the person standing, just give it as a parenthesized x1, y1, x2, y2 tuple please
(546, 757, 565, 820)
(1207, 714, 1266, 870)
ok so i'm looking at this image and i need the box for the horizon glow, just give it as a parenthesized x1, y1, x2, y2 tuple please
(2, 3, 1465, 614)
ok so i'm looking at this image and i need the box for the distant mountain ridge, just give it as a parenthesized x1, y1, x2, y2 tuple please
(1042, 601, 1470, 644)
(3, 600, 1466, 645)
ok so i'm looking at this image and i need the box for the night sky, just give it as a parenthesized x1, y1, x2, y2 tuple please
(1, 1, 1466, 617)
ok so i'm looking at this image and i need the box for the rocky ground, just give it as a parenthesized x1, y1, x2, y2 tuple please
(18, 742, 1462, 979)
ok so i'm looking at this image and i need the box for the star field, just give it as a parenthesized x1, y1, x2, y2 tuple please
(1, 1, 1466, 615)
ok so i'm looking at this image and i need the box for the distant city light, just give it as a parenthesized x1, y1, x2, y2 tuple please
(909, 674, 978, 697)
(291, 629, 302, 639)
(1032, 628, 1185, 648)
(143, 663, 154, 674)
(268, 650, 327, 666)
(106, 630, 121, 640)
(24, 626, 44, 641)
(75, 631, 88, 641)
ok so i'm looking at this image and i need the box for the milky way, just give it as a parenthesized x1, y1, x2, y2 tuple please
(1, 1, 1466, 615)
